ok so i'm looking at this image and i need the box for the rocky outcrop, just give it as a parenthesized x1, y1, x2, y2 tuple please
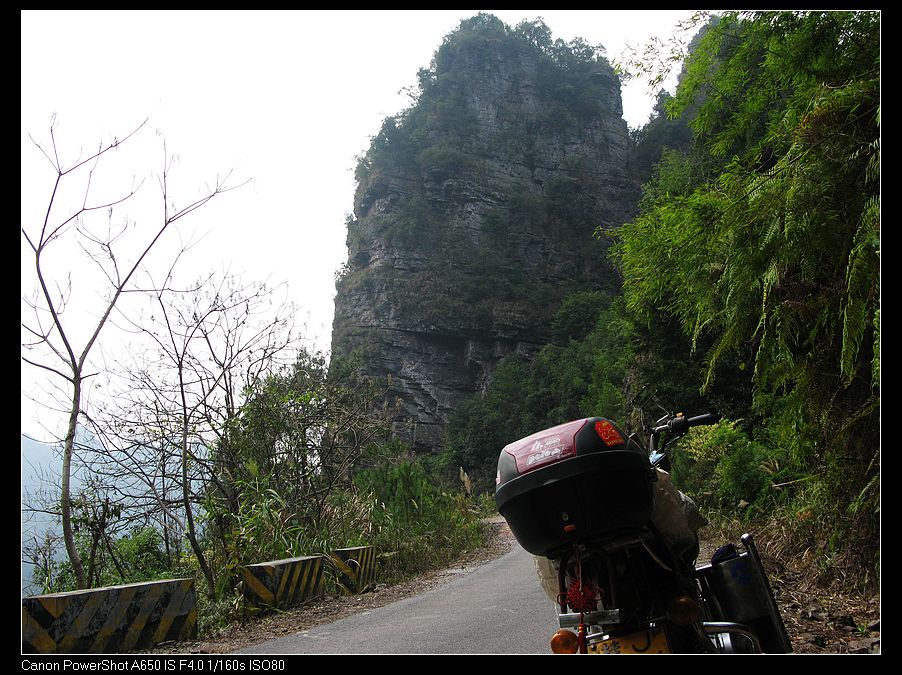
(331, 17, 639, 450)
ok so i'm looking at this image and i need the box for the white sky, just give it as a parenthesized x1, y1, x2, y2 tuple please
(21, 9, 699, 443)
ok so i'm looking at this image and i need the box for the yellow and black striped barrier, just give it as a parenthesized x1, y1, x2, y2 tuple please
(330, 546, 376, 595)
(22, 578, 197, 654)
(242, 554, 326, 612)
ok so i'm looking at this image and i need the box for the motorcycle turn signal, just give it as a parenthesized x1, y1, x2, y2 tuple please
(551, 628, 580, 654)
(667, 595, 701, 626)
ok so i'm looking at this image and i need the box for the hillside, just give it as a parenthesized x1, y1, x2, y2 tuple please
(331, 15, 639, 450)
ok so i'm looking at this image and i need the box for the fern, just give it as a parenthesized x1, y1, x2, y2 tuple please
(616, 12, 879, 573)
(872, 307, 880, 387)
(840, 197, 879, 384)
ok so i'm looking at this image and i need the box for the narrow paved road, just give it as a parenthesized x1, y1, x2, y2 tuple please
(239, 544, 557, 654)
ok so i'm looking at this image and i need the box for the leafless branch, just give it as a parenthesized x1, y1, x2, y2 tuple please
(22, 117, 246, 589)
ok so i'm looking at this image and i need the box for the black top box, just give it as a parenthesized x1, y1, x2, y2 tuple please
(495, 417, 656, 558)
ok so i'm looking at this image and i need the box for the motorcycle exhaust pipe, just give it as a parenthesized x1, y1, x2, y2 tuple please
(702, 621, 762, 653)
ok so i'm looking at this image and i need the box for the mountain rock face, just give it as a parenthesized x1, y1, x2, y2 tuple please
(331, 16, 638, 450)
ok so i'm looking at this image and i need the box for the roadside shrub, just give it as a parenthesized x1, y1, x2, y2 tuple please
(354, 458, 484, 584)
(676, 419, 771, 510)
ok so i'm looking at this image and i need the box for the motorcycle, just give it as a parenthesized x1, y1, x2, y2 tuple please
(494, 409, 792, 654)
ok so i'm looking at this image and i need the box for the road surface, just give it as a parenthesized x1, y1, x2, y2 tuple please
(239, 543, 557, 654)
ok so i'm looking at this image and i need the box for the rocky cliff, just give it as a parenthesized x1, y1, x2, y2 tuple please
(331, 15, 639, 450)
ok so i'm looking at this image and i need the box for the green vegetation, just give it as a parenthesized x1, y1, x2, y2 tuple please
(619, 10, 879, 580)
(29, 351, 486, 633)
(444, 10, 879, 589)
(31, 526, 177, 595)
(355, 458, 483, 584)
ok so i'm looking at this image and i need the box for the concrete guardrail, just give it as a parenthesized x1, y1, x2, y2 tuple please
(241, 554, 326, 612)
(22, 577, 197, 654)
(330, 546, 376, 595)
(22, 545, 379, 652)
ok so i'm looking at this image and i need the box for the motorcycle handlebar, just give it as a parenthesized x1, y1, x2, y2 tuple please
(686, 413, 721, 427)
(654, 412, 720, 435)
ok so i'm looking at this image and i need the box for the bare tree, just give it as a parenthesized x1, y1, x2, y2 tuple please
(21, 119, 244, 589)
(80, 273, 298, 597)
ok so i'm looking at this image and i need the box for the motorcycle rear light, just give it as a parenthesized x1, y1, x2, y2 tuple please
(551, 628, 579, 654)
(594, 419, 625, 446)
(667, 595, 700, 626)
